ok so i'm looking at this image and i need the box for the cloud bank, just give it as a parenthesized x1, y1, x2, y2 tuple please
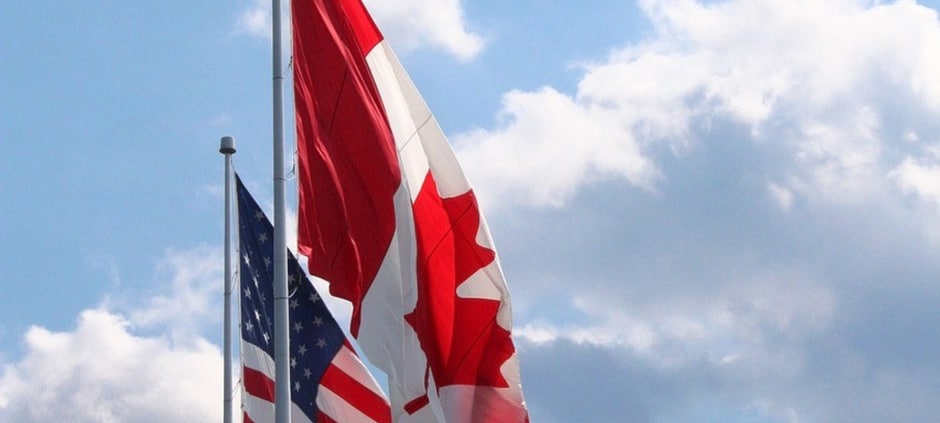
(456, 0, 940, 212)
(0, 247, 225, 423)
(454, 1, 940, 421)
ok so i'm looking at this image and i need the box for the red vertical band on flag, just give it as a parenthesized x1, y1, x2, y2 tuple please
(293, 0, 398, 336)
(338, 0, 383, 53)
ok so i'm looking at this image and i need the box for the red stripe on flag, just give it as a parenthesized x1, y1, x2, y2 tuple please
(317, 409, 339, 423)
(243, 365, 276, 403)
(320, 363, 392, 423)
(243, 411, 255, 423)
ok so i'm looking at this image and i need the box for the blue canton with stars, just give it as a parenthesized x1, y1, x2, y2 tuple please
(237, 174, 347, 421)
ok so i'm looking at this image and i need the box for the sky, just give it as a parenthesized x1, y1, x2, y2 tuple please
(3, 0, 940, 421)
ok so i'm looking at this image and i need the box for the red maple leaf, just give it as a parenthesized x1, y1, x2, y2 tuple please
(404, 173, 517, 392)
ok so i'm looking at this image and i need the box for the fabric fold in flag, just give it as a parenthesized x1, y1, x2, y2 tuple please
(236, 174, 391, 423)
(292, 1, 529, 421)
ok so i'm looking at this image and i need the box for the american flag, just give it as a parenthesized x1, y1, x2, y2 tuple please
(236, 174, 391, 423)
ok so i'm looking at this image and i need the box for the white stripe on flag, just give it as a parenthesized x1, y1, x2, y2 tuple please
(291, 402, 315, 423)
(242, 341, 276, 376)
(243, 392, 274, 423)
(242, 341, 276, 421)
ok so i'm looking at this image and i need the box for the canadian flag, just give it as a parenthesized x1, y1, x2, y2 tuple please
(292, 0, 529, 422)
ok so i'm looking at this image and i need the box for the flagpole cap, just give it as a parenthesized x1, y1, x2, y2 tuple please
(219, 136, 237, 155)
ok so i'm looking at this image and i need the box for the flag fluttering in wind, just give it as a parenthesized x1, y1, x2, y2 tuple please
(236, 174, 391, 423)
(292, 1, 529, 421)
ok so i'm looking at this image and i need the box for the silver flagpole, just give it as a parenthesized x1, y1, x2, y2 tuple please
(271, 0, 292, 422)
(220, 136, 237, 423)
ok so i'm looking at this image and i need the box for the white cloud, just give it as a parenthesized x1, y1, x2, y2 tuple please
(128, 246, 223, 342)
(455, 87, 660, 209)
(0, 309, 221, 423)
(363, 0, 483, 60)
(893, 155, 940, 209)
(235, 0, 483, 60)
(0, 247, 227, 423)
(768, 181, 795, 211)
(235, 0, 271, 40)
(485, 5, 940, 419)
(517, 272, 835, 370)
(456, 0, 940, 210)
(0, 230, 360, 423)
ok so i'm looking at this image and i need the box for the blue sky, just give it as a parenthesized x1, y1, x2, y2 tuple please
(4, 0, 940, 422)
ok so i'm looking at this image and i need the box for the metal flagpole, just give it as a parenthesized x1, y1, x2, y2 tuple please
(220, 136, 237, 423)
(271, 0, 292, 422)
